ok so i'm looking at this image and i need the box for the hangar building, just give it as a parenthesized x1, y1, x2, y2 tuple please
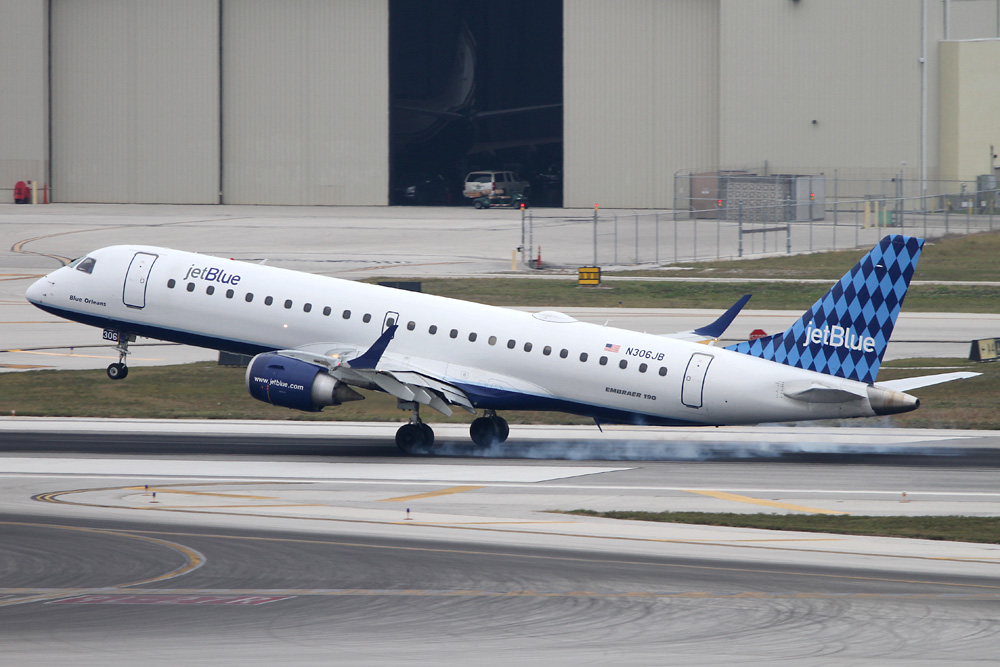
(2, 0, 999, 208)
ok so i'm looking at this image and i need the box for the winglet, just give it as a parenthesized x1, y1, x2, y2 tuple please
(348, 325, 397, 369)
(692, 294, 752, 339)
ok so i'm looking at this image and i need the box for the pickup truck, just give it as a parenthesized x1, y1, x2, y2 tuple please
(463, 171, 530, 201)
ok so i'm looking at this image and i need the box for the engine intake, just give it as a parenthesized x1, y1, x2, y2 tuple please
(246, 353, 363, 412)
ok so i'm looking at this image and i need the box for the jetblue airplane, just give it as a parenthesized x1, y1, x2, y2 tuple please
(25, 235, 976, 453)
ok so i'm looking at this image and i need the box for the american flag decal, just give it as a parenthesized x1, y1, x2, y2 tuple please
(604, 343, 620, 353)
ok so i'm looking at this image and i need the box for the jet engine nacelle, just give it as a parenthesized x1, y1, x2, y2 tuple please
(246, 353, 363, 412)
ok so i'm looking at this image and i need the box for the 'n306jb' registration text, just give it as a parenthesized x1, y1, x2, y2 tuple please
(625, 347, 665, 361)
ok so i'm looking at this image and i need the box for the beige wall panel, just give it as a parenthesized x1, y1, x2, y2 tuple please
(51, 0, 219, 203)
(564, 0, 719, 208)
(222, 0, 388, 205)
(720, 0, 925, 182)
(939, 39, 1000, 181)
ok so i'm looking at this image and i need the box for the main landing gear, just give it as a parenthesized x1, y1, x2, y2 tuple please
(394, 404, 510, 455)
(395, 400, 434, 454)
(470, 410, 509, 447)
(106, 332, 132, 380)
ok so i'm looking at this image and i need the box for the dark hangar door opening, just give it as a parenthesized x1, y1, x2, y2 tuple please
(389, 0, 563, 207)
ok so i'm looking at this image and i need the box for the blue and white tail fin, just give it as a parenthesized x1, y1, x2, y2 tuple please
(725, 235, 924, 384)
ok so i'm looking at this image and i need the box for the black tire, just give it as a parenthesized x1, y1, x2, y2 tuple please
(106, 363, 127, 380)
(489, 415, 509, 443)
(470, 416, 499, 447)
(473, 198, 486, 209)
(419, 422, 435, 448)
(396, 422, 432, 454)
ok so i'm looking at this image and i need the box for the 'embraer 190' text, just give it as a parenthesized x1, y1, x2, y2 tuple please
(803, 323, 876, 352)
(183, 265, 241, 285)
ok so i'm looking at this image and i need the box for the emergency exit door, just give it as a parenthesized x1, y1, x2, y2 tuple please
(123, 252, 158, 309)
(681, 353, 713, 408)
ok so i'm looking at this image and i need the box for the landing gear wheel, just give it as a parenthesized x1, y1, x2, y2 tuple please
(489, 414, 509, 443)
(396, 422, 434, 454)
(106, 363, 128, 380)
(470, 417, 500, 447)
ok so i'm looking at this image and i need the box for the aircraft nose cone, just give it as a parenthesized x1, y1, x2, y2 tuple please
(26, 276, 51, 304)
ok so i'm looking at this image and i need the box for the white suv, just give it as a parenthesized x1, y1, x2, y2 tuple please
(463, 171, 530, 201)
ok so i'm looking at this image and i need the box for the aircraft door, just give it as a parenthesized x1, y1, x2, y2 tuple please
(123, 252, 158, 309)
(681, 353, 713, 409)
(382, 311, 400, 334)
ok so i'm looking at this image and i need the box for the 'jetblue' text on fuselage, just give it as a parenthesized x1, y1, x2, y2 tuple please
(183, 265, 241, 285)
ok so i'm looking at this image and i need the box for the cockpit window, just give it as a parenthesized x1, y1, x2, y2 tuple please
(75, 257, 96, 274)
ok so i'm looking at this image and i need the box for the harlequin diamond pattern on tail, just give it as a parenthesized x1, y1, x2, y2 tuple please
(725, 235, 924, 384)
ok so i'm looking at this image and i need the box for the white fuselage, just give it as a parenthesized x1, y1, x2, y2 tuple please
(26, 245, 884, 426)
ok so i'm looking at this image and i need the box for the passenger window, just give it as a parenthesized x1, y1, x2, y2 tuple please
(245, 293, 254, 302)
(407, 321, 416, 331)
(167, 279, 176, 289)
(284, 300, 293, 309)
(469, 332, 477, 342)
(619, 359, 628, 369)
(264, 296, 274, 306)
(580, 352, 588, 362)
(429, 325, 437, 334)
(450, 329, 458, 339)
(543, 346, 552, 356)
(507, 339, 516, 349)
(76, 257, 96, 274)
(323, 306, 331, 316)
(599, 356, 608, 366)
(186, 283, 195, 292)
(226, 289, 234, 299)
(523, 342, 532, 352)
(639, 363, 648, 373)
(363, 313, 372, 323)
(303, 303, 312, 313)
(488, 336, 497, 345)
(343, 310, 351, 319)
(206, 285, 215, 295)
(658, 367, 668, 376)
(559, 349, 568, 359)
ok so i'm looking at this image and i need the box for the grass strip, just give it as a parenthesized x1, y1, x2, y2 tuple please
(562, 511, 1000, 544)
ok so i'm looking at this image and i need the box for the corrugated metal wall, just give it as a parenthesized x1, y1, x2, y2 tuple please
(718, 0, 925, 180)
(51, 0, 220, 203)
(222, 0, 387, 205)
(0, 0, 48, 196)
(563, 0, 720, 209)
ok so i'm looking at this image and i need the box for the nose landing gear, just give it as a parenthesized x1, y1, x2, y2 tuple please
(106, 331, 133, 380)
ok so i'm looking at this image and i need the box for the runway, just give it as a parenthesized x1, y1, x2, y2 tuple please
(2, 424, 1000, 664)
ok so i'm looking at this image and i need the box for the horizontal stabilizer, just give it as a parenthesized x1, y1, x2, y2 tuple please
(876, 371, 981, 392)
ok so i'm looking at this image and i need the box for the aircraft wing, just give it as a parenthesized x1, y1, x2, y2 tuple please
(876, 371, 981, 392)
(660, 294, 751, 345)
(271, 326, 475, 417)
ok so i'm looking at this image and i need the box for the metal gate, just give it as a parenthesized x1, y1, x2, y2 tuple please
(681, 353, 713, 409)
(123, 252, 158, 309)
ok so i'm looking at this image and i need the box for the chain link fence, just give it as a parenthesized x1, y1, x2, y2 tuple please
(517, 172, 998, 270)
